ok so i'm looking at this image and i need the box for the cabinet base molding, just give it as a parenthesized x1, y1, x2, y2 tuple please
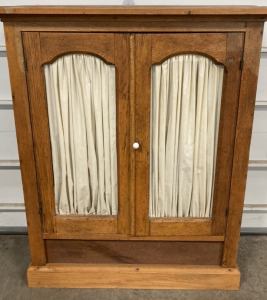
(27, 263, 240, 290)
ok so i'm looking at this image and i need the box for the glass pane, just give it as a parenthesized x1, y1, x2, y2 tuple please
(149, 54, 224, 218)
(44, 54, 118, 216)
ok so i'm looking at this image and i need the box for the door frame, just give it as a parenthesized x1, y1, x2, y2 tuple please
(134, 32, 245, 237)
(22, 32, 131, 235)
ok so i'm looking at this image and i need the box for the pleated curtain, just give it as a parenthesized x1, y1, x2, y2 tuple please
(149, 54, 224, 218)
(44, 54, 118, 215)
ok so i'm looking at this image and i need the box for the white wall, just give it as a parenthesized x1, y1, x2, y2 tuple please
(0, 0, 267, 232)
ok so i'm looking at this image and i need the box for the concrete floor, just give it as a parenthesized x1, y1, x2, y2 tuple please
(0, 235, 266, 300)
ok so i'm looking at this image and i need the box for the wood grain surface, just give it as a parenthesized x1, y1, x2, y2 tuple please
(45, 240, 223, 265)
(151, 33, 227, 65)
(211, 33, 244, 235)
(0, 5, 267, 16)
(134, 34, 151, 236)
(222, 22, 264, 268)
(4, 23, 46, 266)
(23, 32, 56, 234)
(115, 33, 131, 235)
(27, 263, 240, 289)
(40, 32, 115, 65)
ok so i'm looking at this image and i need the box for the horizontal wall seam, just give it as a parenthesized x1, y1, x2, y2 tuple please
(1, 160, 267, 168)
(244, 204, 267, 209)
(1, 207, 267, 213)
(243, 210, 267, 214)
(0, 104, 13, 109)
(0, 166, 20, 170)
(0, 226, 266, 234)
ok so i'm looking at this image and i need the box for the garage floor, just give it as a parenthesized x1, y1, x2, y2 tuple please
(0, 235, 266, 300)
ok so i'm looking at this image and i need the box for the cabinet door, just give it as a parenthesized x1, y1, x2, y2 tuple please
(23, 32, 131, 236)
(134, 33, 244, 237)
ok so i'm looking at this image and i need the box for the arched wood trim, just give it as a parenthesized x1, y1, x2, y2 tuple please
(152, 52, 227, 72)
(41, 51, 115, 67)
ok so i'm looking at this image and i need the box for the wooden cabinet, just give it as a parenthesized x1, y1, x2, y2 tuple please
(1, 5, 267, 290)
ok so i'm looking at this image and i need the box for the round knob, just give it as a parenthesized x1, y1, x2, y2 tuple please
(133, 142, 140, 150)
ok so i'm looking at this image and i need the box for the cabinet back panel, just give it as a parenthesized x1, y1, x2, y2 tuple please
(45, 240, 223, 265)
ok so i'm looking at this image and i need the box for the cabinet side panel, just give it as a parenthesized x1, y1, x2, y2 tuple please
(4, 23, 46, 265)
(211, 33, 244, 235)
(23, 32, 56, 233)
(222, 22, 264, 268)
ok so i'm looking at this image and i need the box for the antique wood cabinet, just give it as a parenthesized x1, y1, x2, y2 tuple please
(1, 6, 267, 290)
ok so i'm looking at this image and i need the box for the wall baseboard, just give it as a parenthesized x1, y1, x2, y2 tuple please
(0, 226, 27, 234)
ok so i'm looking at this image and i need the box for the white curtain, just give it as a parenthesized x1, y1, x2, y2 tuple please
(149, 54, 224, 218)
(44, 54, 118, 215)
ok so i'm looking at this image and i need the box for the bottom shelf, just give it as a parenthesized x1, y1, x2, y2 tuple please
(27, 263, 240, 290)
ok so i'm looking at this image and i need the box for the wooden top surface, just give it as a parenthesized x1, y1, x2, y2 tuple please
(0, 5, 267, 16)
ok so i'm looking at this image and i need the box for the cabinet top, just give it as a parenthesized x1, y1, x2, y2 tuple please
(0, 5, 267, 16)
(1, 6, 267, 22)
